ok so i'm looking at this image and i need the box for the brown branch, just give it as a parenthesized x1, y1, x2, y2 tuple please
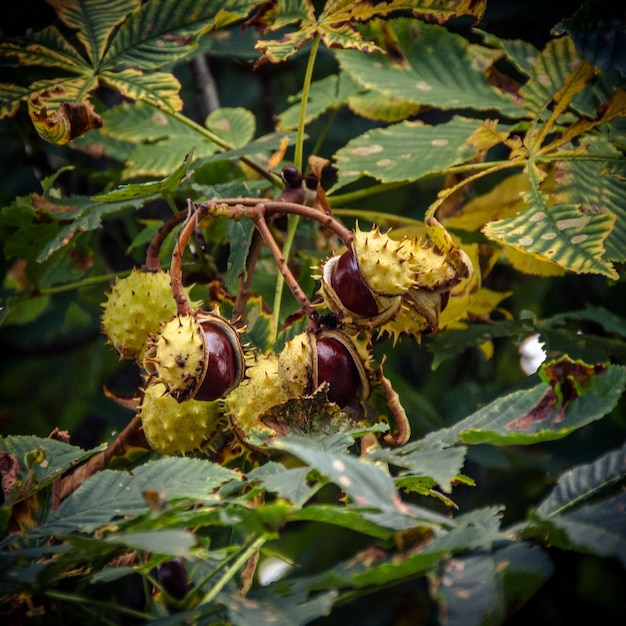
(231, 228, 265, 325)
(253, 210, 318, 321)
(377, 368, 411, 446)
(55, 416, 146, 505)
(145, 210, 187, 270)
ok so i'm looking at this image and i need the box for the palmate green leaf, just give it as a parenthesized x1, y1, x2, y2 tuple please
(420, 357, 626, 447)
(483, 159, 619, 279)
(101, 0, 257, 70)
(0, 25, 90, 72)
(335, 19, 523, 119)
(50, 0, 140, 66)
(102, 68, 183, 111)
(331, 116, 483, 191)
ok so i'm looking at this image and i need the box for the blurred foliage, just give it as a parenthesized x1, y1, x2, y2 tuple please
(1, 0, 626, 624)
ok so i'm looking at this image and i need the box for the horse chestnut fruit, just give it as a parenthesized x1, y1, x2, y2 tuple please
(144, 312, 245, 402)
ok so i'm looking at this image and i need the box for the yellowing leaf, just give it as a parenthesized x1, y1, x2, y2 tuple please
(444, 173, 531, 231)
(501, 244, 567, 277)
(254, 0, 487, 65)
(28, 90, 102, 145)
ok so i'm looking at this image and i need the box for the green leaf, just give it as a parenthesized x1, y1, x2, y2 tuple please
(246, 463, 313, 507)
(420, 357, 626, 447)
(336, 19, 523, 119)
(102, 69, 183, 111)
(482, 184, 619, 280)
(554, 1, 626, 74)
(520, 36, 584, 115)
(103, 529, 197, 557)
(536, 442, 626, 518)
(38, 152, 194, 261)
(269, 435, 449, 529)
(432, 551, 503, 626)
(206, 107, 256, 149)
(0, 436, 100, 502)
(289, 504, 394, 539)
(332, 116, 483, 191)
(225, 218, 256, 292)
(101, 0, 256, 70)
(277, 72, 361, 129)
(36, 457, 238, 535)
(370, 442, 468, 494)
(52, 0, 140, 66)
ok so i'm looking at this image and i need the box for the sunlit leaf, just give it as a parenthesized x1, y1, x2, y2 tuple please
(332, 116, 483, 191)
(102, 68, 183, 111)
(336, 20, 523, 118)
(483, 176, 619, 279)
(254, 0, 487, 64)
(103, 529, 197, 557)
(520, 36, 586, 115)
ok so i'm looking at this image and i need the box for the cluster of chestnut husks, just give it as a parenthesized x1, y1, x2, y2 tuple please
(100, 192, 474, 457)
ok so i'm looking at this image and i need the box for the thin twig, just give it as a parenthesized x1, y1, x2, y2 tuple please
(231, 228, 265, 324)
(253, 210, 318, 321)
(56, 416, 145, 505)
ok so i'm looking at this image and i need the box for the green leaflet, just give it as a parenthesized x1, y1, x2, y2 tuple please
(332, 116, 483, 190)
(420, 357, 626, 447)
(336, 19, 523, 117)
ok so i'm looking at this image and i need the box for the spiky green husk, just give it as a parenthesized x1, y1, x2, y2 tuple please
(352, 226, 415, 296)
(224, 352, 289, 434)
(144, 314, 206, 402)
(277, 333, 312, 398)
(101, 269, 176, 361)
(353, 224, 471, 295)
(139, 382, 225, 455)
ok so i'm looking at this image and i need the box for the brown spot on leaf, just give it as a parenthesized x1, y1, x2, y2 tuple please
(506, 358, 606, 430)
